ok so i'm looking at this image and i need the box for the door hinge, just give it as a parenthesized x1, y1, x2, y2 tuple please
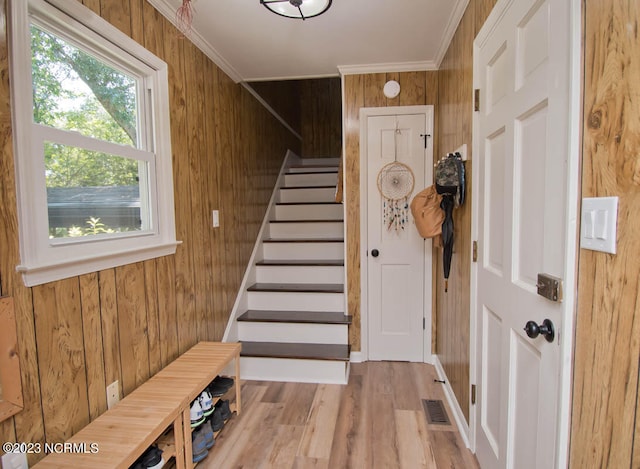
(473, 240, 478, 262)
(474, 89, 480, 112)
(471, 384, 476, 405)
(423, 317, 426, 330)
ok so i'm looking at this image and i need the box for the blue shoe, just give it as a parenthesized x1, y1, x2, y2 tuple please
(201, 420, 215, 449)
(192, 428, 209, 463)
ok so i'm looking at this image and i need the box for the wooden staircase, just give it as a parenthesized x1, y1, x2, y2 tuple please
(234, 157, 351, 384)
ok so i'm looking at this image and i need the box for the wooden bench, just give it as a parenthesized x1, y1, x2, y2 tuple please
(33, 341, 241, 469)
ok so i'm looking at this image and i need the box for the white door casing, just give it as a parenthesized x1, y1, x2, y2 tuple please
(471, 0, 579, 468)
(359, 106, 434, 363)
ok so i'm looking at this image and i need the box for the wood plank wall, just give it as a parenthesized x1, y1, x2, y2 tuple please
(435, 0, 497, 423)
(300, 78, 342, 158)
(570, 1, 640, 467)
(343, 71, 439, 351)
(0, 0, 299, 464)
(249, 78, 342, 158)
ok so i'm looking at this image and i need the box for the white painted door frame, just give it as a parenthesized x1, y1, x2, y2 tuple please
(469, 0, 582, 466)
(359, 105, 434, 364)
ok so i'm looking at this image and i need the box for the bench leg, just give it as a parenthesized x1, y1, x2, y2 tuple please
(173, 414, 186, 469)
(235, 352, 241, 415)
(182, 407, 193, 469)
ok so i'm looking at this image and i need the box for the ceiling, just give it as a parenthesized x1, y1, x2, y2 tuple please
(148, 0, 468, 83)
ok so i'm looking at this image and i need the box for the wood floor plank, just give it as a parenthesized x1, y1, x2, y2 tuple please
(327, 374, 369, 468)
(395, 409, 438, 468)
(297, 384, 343, 459)
(277, 382, 318, 426)
(265, 425, 305, 468)
(199, 362, 478, 469)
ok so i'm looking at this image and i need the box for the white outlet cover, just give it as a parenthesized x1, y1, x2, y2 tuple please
(581, 196, 618, 254)
(106, 380, 119, 409)
(2, 452, 28, 469)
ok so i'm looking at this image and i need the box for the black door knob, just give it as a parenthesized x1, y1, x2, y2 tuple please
(371, 249, 379, 257)
(524, 319, 555, 343)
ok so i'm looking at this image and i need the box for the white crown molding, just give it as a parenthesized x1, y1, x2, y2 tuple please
(244, 72, 340, 83)
(146, 0, 243, 83)
(338, 60, 438, 76)
(434, 0, 470, 68)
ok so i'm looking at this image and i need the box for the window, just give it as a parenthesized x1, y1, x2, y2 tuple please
(9, 0, 178, 286)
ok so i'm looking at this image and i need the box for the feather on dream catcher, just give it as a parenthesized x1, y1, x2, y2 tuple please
(377, 161, 415, 232)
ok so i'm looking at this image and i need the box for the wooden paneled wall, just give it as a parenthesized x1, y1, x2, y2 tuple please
(570, 0, 640, 467)
(250, 78, 342, 158)
(247, 80, 302, 135)
(0, 0, 299, 464)
(300, 78, 342, 158)
(435, 0, 497, 423)
(343, 71, 439, 351)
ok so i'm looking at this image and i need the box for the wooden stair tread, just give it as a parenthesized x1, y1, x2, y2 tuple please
(263, 238, 343, 243)
(247, 283, 344, 293)
(256, 259, 344, 266)
(240, 341, 350, 361)
(238, 310, 352, 324)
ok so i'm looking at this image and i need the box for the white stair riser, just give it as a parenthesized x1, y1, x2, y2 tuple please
(275, 204, 343, 220)
(238, 322, 348, 345)
(263, 242, 344, 260)
(248, 291, 344, 312)
(284, 173, 337, 187)
(297, 158, 341, 167)
(287, 167, 339, 173)
(279, 187, 336, 203)
(256, 265, 343, 284)
(269, 222, 343, 239)
(240, 357, 348, 384)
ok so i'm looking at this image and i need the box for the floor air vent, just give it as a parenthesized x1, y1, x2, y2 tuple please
(422, 399, 450, 425)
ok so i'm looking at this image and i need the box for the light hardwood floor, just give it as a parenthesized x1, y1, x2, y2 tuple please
(200, 362, 479, 468)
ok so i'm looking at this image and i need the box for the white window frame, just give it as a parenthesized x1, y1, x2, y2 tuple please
(9, 0, 178, 287)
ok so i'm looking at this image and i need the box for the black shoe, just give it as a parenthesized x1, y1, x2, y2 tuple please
(213, 375, 234, 390)
(216, 399, 232, 421)
(132, 445, 164, 468)
(210, 405, 225, 432)
(208, 376, 234, 396)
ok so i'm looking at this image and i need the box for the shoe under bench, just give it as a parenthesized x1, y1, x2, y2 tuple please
(33, 341, 242, 469)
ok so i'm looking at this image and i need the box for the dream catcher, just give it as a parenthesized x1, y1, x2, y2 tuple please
(377, 161, 415, 232)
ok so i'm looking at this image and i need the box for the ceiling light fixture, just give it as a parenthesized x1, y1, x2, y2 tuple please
(260, 0, 332, 20)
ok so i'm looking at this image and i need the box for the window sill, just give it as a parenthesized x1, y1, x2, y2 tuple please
(17, 241, 181, 287)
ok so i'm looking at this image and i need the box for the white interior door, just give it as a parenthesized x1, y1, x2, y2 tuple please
(473, 0, 572, 467)
(364, 110, 432, 362)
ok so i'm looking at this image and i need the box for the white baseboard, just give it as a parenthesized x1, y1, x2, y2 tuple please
(433, 355, 472, 449)
(349, 351, 365, 363)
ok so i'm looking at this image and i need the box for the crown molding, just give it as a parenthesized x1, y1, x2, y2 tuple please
(434, 0, 470, 68)
(337, 60, 438, 76)
(146, 0, 243, 83)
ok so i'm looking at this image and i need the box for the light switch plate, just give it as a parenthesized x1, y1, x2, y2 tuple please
(581, 196, 618, 254)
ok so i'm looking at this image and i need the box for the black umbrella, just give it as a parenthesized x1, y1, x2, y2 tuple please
(440, 195, 455, 292)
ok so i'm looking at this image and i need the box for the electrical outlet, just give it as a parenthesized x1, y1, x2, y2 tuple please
(1, 452, 28, 469)
(106, 380, 119, 409)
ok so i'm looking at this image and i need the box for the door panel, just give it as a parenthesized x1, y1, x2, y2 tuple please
(366, 112, 431, 362)
(474, 0, 571, 467)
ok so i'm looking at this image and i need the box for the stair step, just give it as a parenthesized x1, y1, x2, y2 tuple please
(286, 168, 338, 174)
(262, 239, 344, 260)
(256, 259, 344, 266)
(269, 221, 343, 240)
(238, 310, 352, 324)
(274, 203, 343, 221)
(240, 341, 350, 361)
(284, 172, 338, 187)
(247, 283, 344, 293)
